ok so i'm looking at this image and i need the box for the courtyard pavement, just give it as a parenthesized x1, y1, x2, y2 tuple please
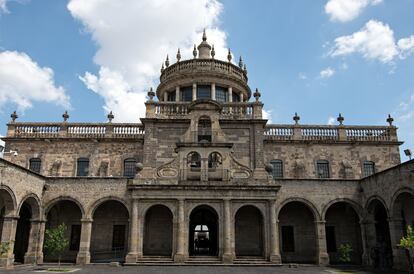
(0, 265, 407, 274)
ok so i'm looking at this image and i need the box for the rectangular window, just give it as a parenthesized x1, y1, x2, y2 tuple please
(29, 158, 41, 173)
(180, 86, 192, 102)
(69, 224, 81, 251)
(167, 91, 176, 102)
(232, 92, 240, 102)
(123, 159, 137, 178)
(271, 160, 283, 178)
(112, 225, 126, 250)
(197, 85, 211, 99)
(326, 226, 337, 252)
(363, 161, 375, 177)
(317, 160, 330, 179)
(76, 158, 89, 177)
(281, 226, 295, 252)
(215, 87, 228, 102)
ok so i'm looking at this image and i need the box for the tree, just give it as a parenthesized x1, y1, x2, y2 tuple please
(0, 242, 10, 256)
(43, 223, 69, 267)
(399, 225, 414, 273)
(338, 243, 353, 263)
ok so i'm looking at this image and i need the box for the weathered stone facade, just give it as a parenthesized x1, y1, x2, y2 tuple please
(0, 33, 413, 270)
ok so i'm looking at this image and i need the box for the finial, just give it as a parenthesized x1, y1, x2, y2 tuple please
(161, 63, 164, 73)
(165, 55, 170, 67)
(202, 28, 207, 41)
(337, 113, 344, 125)
(107, 111, 114, 123)
(62, 111, 69, 122)
(211, 45, 215, 59)
(253, 88, 261, 102)
(193, 44, 197, 58)
(243, 64, 248, 75)
(239, 56, 244, 69)
(386, 114, 394, 126)
(147, 87, 155, 101)
(293, 112, 300, 125)
(227, 48, 232, 62)
(176, 48, 181, 62)
(10, 111, 18, 122)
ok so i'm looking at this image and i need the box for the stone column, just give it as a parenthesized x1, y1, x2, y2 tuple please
(76, 218, 93, 265)
(222, 199, 234, 263)
(125, 199, 139, 263)
(164, 92, 168, 102)
(174, 199, 187, 263)
(315, 221, 329, 266)
(175, 86, 180, 102)
(192, 83, 197, 101)
(228, 87, 233, 102)
(388, 218, 405, 269)
(359, 220, 370, 266)
(211, 83, 216, 100)
(0, 216, 18, 268)
(269, 200, 281, 263)
(24, 219, 46, 264)
(240, 93, 244, 102)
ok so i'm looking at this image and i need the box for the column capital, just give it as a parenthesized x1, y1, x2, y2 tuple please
(29, 218, 46, 224)
(315, 220, 326, 224)
(3, 215, 19, 221)
(80, 218, 93, 223)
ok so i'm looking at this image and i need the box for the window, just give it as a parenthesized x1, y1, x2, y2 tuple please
(270, 160, 283, 178)
(198, 117, 212, 143)
(69, 224, 81, 251)
(167, 91, 176, 102)
(180, 86, 192, 102)
(112, 225, 126, 250)
(317, 160, 330, 179)
(123, 158, 137, 178)
(215, 86, 228, 102)
(232, 92, 240, 102)
(363, 161, 375, 177)
(29, 158, 41, 173)
(76, 158, 89, 177)
(188, 152, 201, 170)
(326, 226, 337, 252)
(208, 152, 222, 169)
(281, 226, 295, 252)
(197, 85, 211, 99)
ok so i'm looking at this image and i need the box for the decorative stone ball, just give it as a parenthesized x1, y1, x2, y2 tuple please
(135, 162, 144, 173)
(265, 164, 273, 173)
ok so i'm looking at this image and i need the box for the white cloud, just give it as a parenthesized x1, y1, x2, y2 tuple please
(298, 73, 308, 80)
(0, 0, 8, 13)
(262, 109, 273, 123)
(329, 20, 414, 64)
(320, 67, 335, 78)
(0, 51, 70, 111)
(67, 0, 228, 122)
(327, 116, 336, 125)
(325, 0, 382, 23)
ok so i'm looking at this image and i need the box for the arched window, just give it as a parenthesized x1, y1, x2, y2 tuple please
(188, 152, 201, 171)
(270, 159, 283, 178)
(29, 158, 41, 173)
(123, 158, 137, 178)
(76, 158, 89, 177)
(316, 160, 330, 179)
(208, 152, 222, 169)
(363, 161, 375, 177)
(198, 116, 212, 143)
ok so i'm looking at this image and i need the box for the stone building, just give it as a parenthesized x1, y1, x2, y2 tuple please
(0, 32, 413, 269)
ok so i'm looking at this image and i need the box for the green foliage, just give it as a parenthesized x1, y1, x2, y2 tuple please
(44, 223, 69, 265)
(338, 243, 353, 263)
(0, 242, 10, 255)
(399, 225, 414, 250)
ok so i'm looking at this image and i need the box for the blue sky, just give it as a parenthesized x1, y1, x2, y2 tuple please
(0, 0, 413, 159)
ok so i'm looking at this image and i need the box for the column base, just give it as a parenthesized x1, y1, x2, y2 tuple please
(222, 253, 234, 264)
(76, 252, 91, 265)
(125, 253, 138, 264)
(24, 252, 42, 264)
(0, 255, 14, 269)
(173, 253, 187, 263)
(318, 252, 329, 266)
(269, 254, 282, 264)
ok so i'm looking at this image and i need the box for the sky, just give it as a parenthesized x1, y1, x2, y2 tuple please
(0, 0, 413, 159)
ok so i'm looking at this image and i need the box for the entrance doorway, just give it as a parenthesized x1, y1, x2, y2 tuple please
(189, 205, 218, 256)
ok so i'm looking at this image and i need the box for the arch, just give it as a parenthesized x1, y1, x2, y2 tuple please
(87, 196, 130, 219)
(187, 151, 201, 169)
(235, 205, 264, 257)
(17, 194, 42, 220)
(322, 198, 363, 221)
(14, 201, 32, 263)
(278, 200, 318, 264)
(90, 200, 129, 262)
(390, 187, 414, 216)
(44, 196, 85, 217)
(189, 205, 219, 256)
(277, 197, 321, 221)
(143, 204, 173, 256)
(208, 152, 222, 169)
(365, 195, 390, 219)
(324, 201, 363, 264)
(0, 185, 17, 215)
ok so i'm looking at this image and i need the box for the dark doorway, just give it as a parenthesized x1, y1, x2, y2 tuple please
(14, 203, 32, 263)
(189, 206, 218, 256)
(373, 202, 393, 269)
(143, 205, 173, 256)
(235, 205, 264, 257)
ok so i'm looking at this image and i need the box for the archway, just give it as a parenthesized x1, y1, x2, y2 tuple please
(189, 205, 218, 256)
(391, 192, 414, 269)
(143, 205, 173, 256)
(235, 205, 264, 257)
(278, 201, 317, 263)
(366, 199, 393, 269)
(325, 202, 363, 264)
(0, 188, 16, 242)
(45, 200, 83, 263)
(90, 200, 129, 262)
(14, 202, 32, 263)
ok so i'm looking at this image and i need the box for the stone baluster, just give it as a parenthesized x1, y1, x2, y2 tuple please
(0, 215, 18, 268)
(174, 199, 187, 262)
(315, 220, 329, 266)
(76, 218, 93, 264)
(269, 200, 281, 263)
(126, 199, 139, 263)
(223, 199, 234, 263)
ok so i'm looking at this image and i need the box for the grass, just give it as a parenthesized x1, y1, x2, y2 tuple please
(46, 268, 74, 273)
